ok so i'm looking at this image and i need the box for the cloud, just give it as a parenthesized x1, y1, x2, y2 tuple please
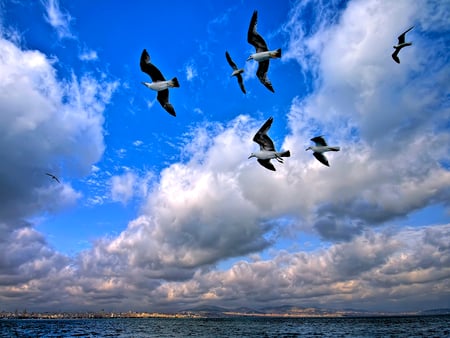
(0, 0, 448, 313)
(79, 49, 98, 62)
(185, 61, 198, 81)
(110, 171, 137, 205)
(41, 0, 73, 39)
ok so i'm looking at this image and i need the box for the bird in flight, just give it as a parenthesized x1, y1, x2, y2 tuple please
(306, 136, 340, 167)
(225, 51, 246, 94)
(45, 173, 60, 183)
(247, 10, 281, 93)
(392, 26, 414, 64)
(140, 49, 180, 117)
(249, 116, 290, 171)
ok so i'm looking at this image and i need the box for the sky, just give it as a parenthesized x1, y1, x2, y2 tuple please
(0, 0, 449, 313)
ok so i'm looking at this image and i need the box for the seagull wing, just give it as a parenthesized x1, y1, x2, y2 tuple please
(225, 51, 238, 70)
(247, 10, 269, 52)
(157, 90, 176, 117)
(256, 60, 274, 92)
(392, 48, 401, 63)
(313, 152, 330, 167)
(253, 116, 275, 151)
(397, 26, 414, 44)
(140, 49, 166, 82)
(258, 159, 276, 171)
(311, 136, 328, 146)
(236, 74, 246, 94)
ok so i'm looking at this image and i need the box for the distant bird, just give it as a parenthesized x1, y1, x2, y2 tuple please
(225, 51, 246, 94)
(392, 26, 414, 64)
(45, 173, 60, 183)
(247, 10, 281, 93)
(140, 49, 180, 117)
(249, 116, 290, 171)
(306, 136, 340, 167)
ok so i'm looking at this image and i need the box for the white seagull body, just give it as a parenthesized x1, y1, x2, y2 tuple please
(247, 10, 281, 93)
(140, 49, 180, 117)
(225, 51, 246, 94)
(306, 136, 340, 167)
(249, 116, 290, 171)
(392, 26, 414, 64)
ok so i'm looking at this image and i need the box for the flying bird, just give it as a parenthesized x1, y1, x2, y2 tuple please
(45, 173, 60, 183)
(247, 10, 281, 93)
(140, 49, 180, 117)
(225, 51, 246, 94)
(249, 116, 290, 171)
(392, 26, 414, 64)
(306, 136, 340, 167)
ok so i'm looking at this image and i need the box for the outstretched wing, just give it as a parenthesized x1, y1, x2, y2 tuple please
(256, 60, 274, 93)
(247, 10, 268, 52)
(397, 26, 414, 44)
(45, 173, 60, 183)
(392, 48, 401, 63)
(253, 116, 275, 151)
(236, 74, 246, 94)
(258, 159, 276, 171)
(157, 90, 176, 117)
(311, 136, 327, 146)
(140, 49, 166, 82)
(313, 152, 329, 167)
(225, 51, 238, 70)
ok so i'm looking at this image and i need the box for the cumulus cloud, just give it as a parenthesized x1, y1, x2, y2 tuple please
(0, 0, 448, 313)
(0, 25, 118, 308)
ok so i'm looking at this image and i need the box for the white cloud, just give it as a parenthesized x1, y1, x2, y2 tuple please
(41, 0, 74, 39)
(185, 61, 198, 81)
(79, 49, 98, 61)
(110, 171, 137, 205)
(0, 32, 117, 223)
(0, 0, 448, 313)
(133, 140, 143, 147)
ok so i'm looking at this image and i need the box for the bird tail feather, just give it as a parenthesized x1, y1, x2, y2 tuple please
(170, 77, 180, 88)
(279, 150, 290, 157)
(329, 147, 340, 152)
(274, 48, 282, 58)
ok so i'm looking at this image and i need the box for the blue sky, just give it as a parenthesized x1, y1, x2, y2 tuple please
(0, 0, 449, 313)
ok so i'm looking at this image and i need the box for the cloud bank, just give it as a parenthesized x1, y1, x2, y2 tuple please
(0, 0, 449, 312)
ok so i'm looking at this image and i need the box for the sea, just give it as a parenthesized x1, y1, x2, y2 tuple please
(0, 315, 449, 337)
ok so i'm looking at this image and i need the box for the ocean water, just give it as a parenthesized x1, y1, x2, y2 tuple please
(0, 316, 449, 337)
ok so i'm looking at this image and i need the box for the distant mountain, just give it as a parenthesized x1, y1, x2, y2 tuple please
(420, 309, 450, 315)
(179, 304, 450, 318)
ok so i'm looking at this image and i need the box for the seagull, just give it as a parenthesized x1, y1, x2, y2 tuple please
(247, 10, 281, 93)
(45, 173, 60, 183)
(140, 49, 180, 117)
(392, 26, 414, 64)
(225, 51, 246, 94)
(249, 116, 290, 171)
(306, 136, 340, 167)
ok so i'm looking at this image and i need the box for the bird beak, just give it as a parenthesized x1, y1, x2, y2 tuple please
(246, 56, 252, 61)
(248, 154, 253, 159)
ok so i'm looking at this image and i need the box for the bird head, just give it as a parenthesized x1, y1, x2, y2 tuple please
(305, 146, 312, 151)
(248, 153, 256, 159)
(141, 82, 151, 88)
(246, 55, 254, 61)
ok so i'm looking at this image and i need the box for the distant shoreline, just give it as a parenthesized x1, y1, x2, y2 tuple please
(1, 309, 449, 320)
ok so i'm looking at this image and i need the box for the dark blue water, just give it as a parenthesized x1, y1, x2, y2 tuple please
(1, 316, 449, 337)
